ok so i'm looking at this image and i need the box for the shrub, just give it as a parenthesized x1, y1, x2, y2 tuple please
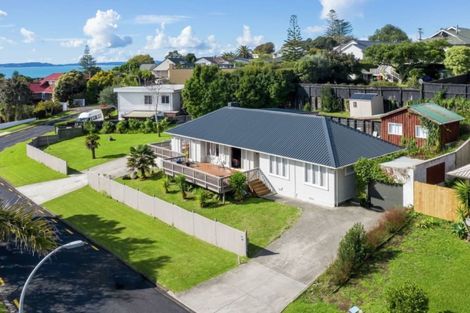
(415, 216, 440, 229)
(83, 121, 97, 134)
(128, 119, 144, 132)
(199, 190, 216, 208)
(303, 102, 311, 112)
(229, 172, 247, 202)
(451, 222, 468, 239)
(328, 223, 367, 286)
(142, 118, 155, 133)
(116, 120, 128, 133)
(33, 100, 62, 118)
(100, 121, 115, 134)
(175, 174, 187, 199)
(163, 176, 171, 193)
(382, 208, 408, 233)
(366, 222, 389, 250)
(320, 86, 342, 113)
(386, 282, 429, 313)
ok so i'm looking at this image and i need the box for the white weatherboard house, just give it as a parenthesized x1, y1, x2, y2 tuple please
(333, 40, 380, 60)
(155, 107, 400, 207)
(114, 84, 184, 120)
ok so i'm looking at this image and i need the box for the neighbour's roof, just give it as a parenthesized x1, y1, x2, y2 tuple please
(447, 163, 470, 180)
(350, 93, 378, 100)
(167, 58, 189, 65)
(427, 26, 470, 45)
(380, 156, 426, 170)
(40, 73, 62, 84)
(167, 107, 400, 168)
(114, 84, 184, 93)
(334, 40, 380, 52)
(140, 63, 157, 71)
(409, 103, 464, 125)
(196, 57, 231, 65)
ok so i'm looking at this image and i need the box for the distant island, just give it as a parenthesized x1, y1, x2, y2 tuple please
(0, 61, 125, 68)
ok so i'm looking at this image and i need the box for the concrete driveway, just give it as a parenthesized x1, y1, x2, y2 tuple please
(177, 196, 382, 313)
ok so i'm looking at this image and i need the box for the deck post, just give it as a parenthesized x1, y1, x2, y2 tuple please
(222, 192, 225, 204)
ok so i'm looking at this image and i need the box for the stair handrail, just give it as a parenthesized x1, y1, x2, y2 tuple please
(244, 168, 276, 194)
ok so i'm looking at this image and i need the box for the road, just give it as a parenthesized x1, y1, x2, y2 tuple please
(0, 125, 54, 151)
(0, 178, 191, 313)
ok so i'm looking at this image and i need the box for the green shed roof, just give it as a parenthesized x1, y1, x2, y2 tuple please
(409, 103, 464, 125)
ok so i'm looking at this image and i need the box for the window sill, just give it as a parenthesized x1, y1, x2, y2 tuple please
(304, 182, 329, 191)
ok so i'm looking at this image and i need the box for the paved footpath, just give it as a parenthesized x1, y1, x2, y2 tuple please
(177, 196, 382, 313)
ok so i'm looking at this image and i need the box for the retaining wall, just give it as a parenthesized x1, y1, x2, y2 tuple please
(26, 144, 68, 174)
(87, 172, 248, 256)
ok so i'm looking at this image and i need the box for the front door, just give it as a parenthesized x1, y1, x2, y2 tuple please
(253, 152, 260, 168)
(231, 147, 241, 168)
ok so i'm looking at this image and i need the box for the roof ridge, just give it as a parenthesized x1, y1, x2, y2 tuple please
(227, 106, 324, 119)
(322, 118, 338, 168)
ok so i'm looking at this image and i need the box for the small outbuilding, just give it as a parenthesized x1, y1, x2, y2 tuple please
(380, 103, 464, 147)
(348, 93, 384, 118)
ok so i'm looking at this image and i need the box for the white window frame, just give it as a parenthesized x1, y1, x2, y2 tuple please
(304, 163, 328, 189)
(415, 125, 428, 139)
(161, 95, 170, 104)
(269, 155, 288, 178)
(352, 101, 357, 108)
(388, 122, 403, 135)
(207, 142, 219, 157)
(144, 95, 153, 105)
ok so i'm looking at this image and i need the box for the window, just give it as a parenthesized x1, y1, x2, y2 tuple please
(207, 143, 219, 157)
(269, 156, 288, 178)
(352, 101, 357, 108)
(415, 125, 428, 139)
(161, 95, 170, 104)
(144, 95, 152, 105)
(304, 163, 327, 187)
(388, 122, 403, 135)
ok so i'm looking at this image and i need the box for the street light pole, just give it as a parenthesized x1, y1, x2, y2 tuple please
(18, 240, 86, 313)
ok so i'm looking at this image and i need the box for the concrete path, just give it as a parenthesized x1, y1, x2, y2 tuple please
(177, 196, 382, 313)
(87, 157, 129, 177)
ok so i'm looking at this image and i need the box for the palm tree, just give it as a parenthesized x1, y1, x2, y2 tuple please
(236, 45, 252, 59)
(85, 133, 100, 159)
(454, 180, 470, 239)
(222, 51, 236, 61)
(127, 145, 156, 179)
(0, 201, 57, 256)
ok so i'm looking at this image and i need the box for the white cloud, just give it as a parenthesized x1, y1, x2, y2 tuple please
(319, 0, 366, 19)
(236, 25, 263, 47)
(0, 10, 7, 17)
(83, 9, 132, 51)
(146, 25, 218, 54)
(20, 27, 36, 43)
(0, 36, 15, 45)
(60, 39, 85, 48)
(134, 15, 189, 28)
(305, 25, 325, 34)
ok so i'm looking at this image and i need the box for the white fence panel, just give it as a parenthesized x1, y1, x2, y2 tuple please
(215, 222, 247, 257)
(26, 144, 68, 174)
(88, 173, 100, 190)
(193, 214, 217, 245)
(109, 180, 125, 202)
(153, 197, 174, 225)
(138, 192, 155, 217)
(123, 185, 139, 209)
(172, 206, 195, 235)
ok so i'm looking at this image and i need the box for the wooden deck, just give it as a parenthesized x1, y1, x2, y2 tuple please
(190, 163, 236, 177)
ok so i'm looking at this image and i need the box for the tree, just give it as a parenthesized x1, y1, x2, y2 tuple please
(33, 100, 61, 118)
(236, 45, 252, 59)
(369, 24, 410, 43)
(98, 86, 117, 106)
(86, 71, 115, 104)
(184, 53, 197, 65)
(85, 133, 100, 159)
(0, 72, 32, 121)
(325, 9, 353, 43)
(444, 46, 470, 75)
(303, 36, 338, 53)
(175, 174, 187, 199)
(127, 145, 156, 179)
(156, 117, 170, 137)
(54, 71, 87, 103)
(229, 172, 247, 202)
(282, 15, 305, 61)
(182, 65, 235, 118)
(127, 54, 155, 67)
(0, 201, 57, 256)
(165, 50, 183, 59)
(253, 42, 275, 55)
(221, 52, 236, 61)
(386, 282, 429, 313)
(79, 45, 98, 79)
(320, 85, 342, 112)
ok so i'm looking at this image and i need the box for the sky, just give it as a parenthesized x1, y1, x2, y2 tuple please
(1, 0, 470, 64)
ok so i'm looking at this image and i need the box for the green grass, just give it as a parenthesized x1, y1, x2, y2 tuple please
(284, 218, 470, 313)
(0, 141, 66, 186)
(0, 303, 6, 313)
(0, 111, 76, 133)
(44, 133, 170, 171)
(318, 111, 350, 118)
(43, 186, 237, 292)
(117, 175, 300, 255)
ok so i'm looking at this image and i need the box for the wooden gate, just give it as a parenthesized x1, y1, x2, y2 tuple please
(414, 182, 459, 221)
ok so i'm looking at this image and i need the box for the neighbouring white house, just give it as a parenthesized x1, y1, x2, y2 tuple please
(114, 84, 184, 120)
(349, 93, 384, 118)
(153, 106, 400, 207)
(333, 40, 380, 60)
(195, 57, 233, 68)
(152, 58, 190, 79)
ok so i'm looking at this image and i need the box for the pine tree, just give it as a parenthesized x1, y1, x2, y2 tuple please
(282, 15, 305, 62)
(79, 45, 97, 79)
(325, 10, 352, 43)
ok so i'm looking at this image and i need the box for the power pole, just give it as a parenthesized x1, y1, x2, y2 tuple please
(418, 28, 423, 41)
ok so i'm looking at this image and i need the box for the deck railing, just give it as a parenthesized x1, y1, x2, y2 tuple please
(162, 159, 232, 194)
(148, 141, 184, 159)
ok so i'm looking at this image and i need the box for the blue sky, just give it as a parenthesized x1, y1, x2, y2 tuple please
(1, 0, 470, 64)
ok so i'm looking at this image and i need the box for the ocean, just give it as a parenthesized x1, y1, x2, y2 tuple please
(0, 64, 119, 78)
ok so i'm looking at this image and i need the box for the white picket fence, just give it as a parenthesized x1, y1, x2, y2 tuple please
(87, 172, 247, 256)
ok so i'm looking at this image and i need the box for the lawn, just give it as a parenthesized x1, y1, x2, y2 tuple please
(44, 133, 170, 171)
(0, 141, 66, 186)
(318, 111, 350, 118)
(117, 175, 300, 255)
(43, 186, 238, 292)
(284, 217, 470, 313)
(0, 111, 76, 133)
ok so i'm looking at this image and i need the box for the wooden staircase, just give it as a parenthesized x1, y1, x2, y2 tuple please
(248, 179, 271, 197)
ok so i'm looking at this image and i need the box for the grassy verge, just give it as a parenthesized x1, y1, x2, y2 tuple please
(44, 133, 170, 171)
(0, 111, 76, 133)
(0, 141, 66, 186)
(318, 111, 350, 118)
(117, 175, 300, 255)
(284, 216, 470, 313)
(43, 186, 238, 292)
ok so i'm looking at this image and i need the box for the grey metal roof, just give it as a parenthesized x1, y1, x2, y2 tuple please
(167, 107, 400, 168)
(350, 93, 378, 100)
